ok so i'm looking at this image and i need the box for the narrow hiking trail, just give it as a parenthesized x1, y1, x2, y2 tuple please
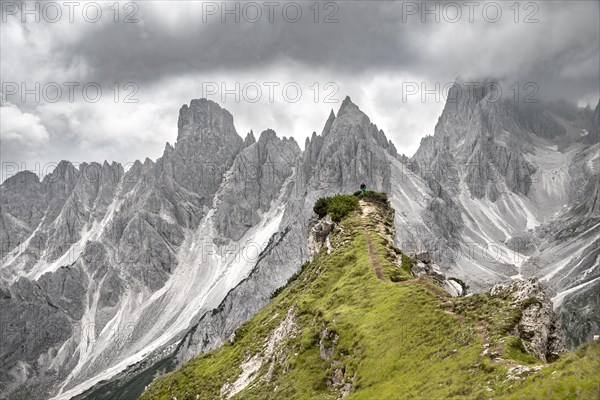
(404, 279, 467, 324)
(358, 200, 471, 328)
(364, 227, 384, 281)
(360, 200, 385, 281)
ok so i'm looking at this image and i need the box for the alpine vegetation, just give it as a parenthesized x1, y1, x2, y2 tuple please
(140, 197, 598, 399)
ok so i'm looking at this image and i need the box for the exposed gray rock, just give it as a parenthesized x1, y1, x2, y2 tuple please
(304, 97, 395, 193)
(307, 216, 335, 260)
(490, 278, 566, 362)
(0, 275, 77, 399)
(319, 328, 339, 361)
(0, 171, 45, 257)
(557, 281, 600, 348)
(37, 265, 88, 320)
(174, 96, 400, 367)
(244, 130, 256, 147)
(410, 258, 464, 297)
(413, 251, 432, 264)
(214, 129, 300, 241)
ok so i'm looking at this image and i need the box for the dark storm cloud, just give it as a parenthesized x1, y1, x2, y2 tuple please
(65, 1, 417, 84)
(44, 0, 598, 101)
(3, 1, 598, 100)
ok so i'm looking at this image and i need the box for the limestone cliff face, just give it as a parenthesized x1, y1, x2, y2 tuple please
(408, 82, 599, 350)
(214, 130, 300, 241)
(413, 82, 539, 201)
(0, 99, 246, 399)
(155, 99, 244, 228)
(175, 99, 242, 195)
(304, 97, 396, 194)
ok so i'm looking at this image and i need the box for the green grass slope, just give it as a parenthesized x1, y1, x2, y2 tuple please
(140, 197, 600, 400)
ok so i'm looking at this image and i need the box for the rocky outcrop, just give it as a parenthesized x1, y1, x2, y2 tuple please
(409, 251, 465, 297)
(152, 99, 244, 228)
(490, 278, 566, 362)
(307, 216, 335, 259)
(413, 81, 539, 201)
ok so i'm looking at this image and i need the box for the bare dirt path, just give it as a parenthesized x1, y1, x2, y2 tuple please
(364, 227, 385, 281)
(360, 200, 385, 281)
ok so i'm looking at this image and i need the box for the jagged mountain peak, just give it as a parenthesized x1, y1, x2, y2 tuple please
(41, 160, 78, 185)
(176, 98, 239, 143)
(337, 95, 362, 117)
(1, 170, 39, 188)
(143, 157, 154, 166)
(164, 141, 174, 153)
(258, 128, 278, 143)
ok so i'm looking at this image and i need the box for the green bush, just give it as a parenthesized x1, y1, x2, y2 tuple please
(313, 197, 331, 219)
(353, 190, 389, 204)
(313, 194, 359, 222)
(449, 277, 469, 294)
(327, 195, 359, 222)
(504, 336, 539, 365)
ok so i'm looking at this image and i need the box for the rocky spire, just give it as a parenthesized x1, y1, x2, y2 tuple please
(337, 95, 361, 117)
(244, 130, 256, 147)
(322, 109, 336, 136)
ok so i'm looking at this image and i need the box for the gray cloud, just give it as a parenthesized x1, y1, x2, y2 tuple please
(38, 1, 599, 93)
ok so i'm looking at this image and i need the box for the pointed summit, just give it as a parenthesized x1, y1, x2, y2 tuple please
(244, 130, 256, 147)
(321, 109, 336, 136)
(337, 95, 362, 118)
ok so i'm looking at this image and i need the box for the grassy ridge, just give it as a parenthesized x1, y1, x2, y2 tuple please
(140, 200, 600, 400)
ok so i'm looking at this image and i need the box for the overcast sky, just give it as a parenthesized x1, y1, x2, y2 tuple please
(1, 0, 599, 182)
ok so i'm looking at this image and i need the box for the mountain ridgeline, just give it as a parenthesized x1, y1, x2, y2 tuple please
(139, 195, 598, 399)
(0, 83, 598, 400)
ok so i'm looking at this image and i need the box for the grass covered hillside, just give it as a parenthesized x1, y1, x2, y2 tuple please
(140, 194, 600, 400)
